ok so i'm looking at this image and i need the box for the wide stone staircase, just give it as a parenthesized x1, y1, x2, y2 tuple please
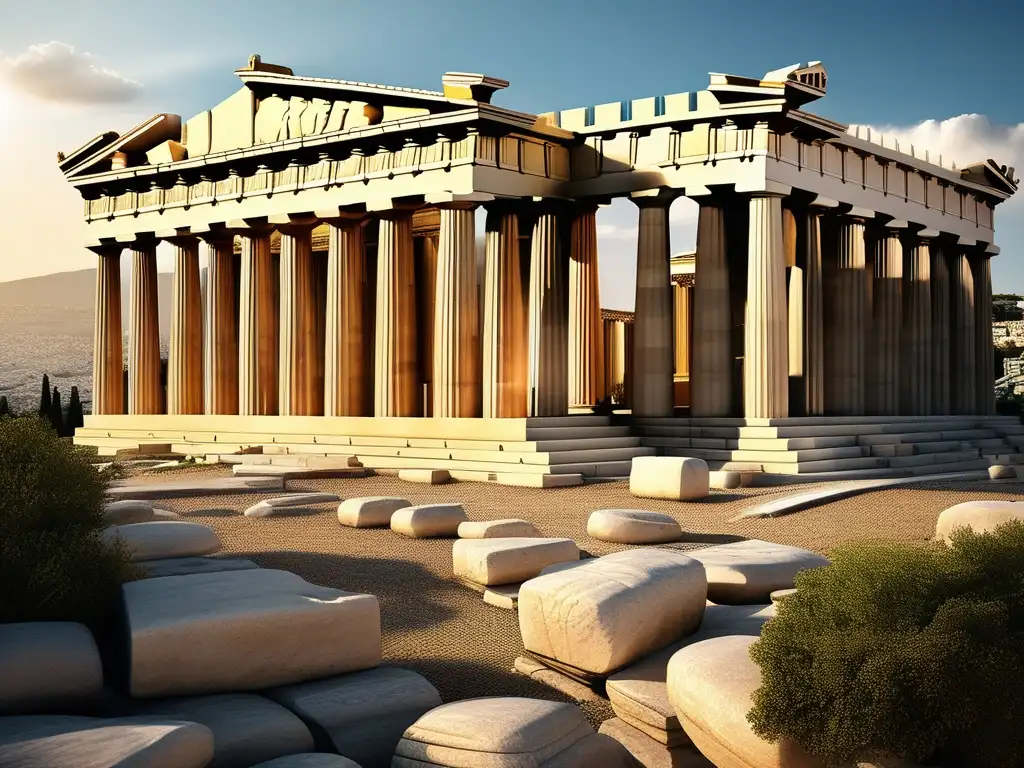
(632, 415, 1024, 480)
(77, 415, 652, 487)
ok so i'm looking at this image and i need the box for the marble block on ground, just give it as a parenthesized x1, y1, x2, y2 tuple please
(390, 504, 468, 538)
(458, 518, 542, 539)
(123, 568, 381, 698)
(686, 540, 829, 604)
(667, 636, 824, 768)
(453, 537, 579, 586)
(934, 500, 1024, 543)
(250, 756, 363, 768)
(337, 496, 411, 528)
(139, 556, 261, 580)
(244, 493, 342, 518)
(483, 583, 521, 610)
(599, 717, 714, 768)
(605, 604, 776, 745)
(392, 697, 634, 768)
(398, 468, 451, 485)
(518, 549, 707, 676)
(770, 588, 797, 604)
(103, 500, 156, 525)
(0, 623, 103, 715)
(266, 666, 441, 768)
(709, 471, 742, 491)
(104, 520, 222, 562)
(587, 509, 682, 544)
(0, 715, 214, 768)
(630, 456, 709, 501)
(989, 464, 1016, 480)
(151, 508, 181, 520)
(133, 693, 314, 768)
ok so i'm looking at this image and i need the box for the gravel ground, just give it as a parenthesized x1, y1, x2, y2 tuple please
(133, 465, 1024, 725)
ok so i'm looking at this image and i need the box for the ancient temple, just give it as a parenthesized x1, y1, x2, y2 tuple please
(63, 56, 1019, 483)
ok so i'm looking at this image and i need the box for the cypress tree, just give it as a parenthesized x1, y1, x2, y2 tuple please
(66, 386, 84, 433)
(0, 396, 9, 417)
(39, 374, 51, 418)
(48, 387, 64, 435)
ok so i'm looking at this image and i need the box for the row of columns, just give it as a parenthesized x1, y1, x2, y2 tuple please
(682, 198, 996, 419)
(91, 201, 608, 419)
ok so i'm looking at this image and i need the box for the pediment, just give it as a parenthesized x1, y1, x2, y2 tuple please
(960, 160, 1019, 195)
(62, 114, 181, 178)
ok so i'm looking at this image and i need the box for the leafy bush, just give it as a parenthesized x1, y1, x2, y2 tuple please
(747, 524, 1024, 768)
(0, 417, 137, 628)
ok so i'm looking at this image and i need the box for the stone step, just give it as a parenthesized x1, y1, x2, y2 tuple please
(760, 456, 888, 474)
(525, 416, 611, 428)
(886, 450, 980, 468)
(868, 444, 916, 458)
(909, 440, 978, 454)
(910, 458, 991, 475)
(736, 436, 860, 450)
(632, 415, 1014, 427)
(968, 437, 1012, 449)
(524, 426, 633, 440)
(1007, 435, 1024, 447)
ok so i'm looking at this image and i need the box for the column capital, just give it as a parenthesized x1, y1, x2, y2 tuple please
(116, 233, 158, 249)
(628, 188, 678, 208)
(424, 191, 494, 208)
(156, 227, 201, 247)
(86, 241, 123, 257)
(225, 217, 275, 237)
(735, 180, 792, 198)
(837, 204, 875, 223)
(268, 212, 319, 233)
(914, 228, 942, 239)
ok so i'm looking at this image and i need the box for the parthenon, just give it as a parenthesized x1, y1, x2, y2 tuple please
(63, 56, 1019, 482)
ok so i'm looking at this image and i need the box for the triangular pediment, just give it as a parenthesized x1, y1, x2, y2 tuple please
(62, 114, 181, 178)
(960, 159, 1019, 195)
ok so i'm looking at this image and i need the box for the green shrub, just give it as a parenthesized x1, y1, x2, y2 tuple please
(747, 524, 1024, 768)
(0, 417, 137, 628)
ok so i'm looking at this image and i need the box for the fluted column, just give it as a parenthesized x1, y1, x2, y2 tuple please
(482, 207, 527, 418)
(673, 280, 692, 383)
(203, 235, 238, 415)
(568, 205, 605, 407)
(931, 244, 952, 414)
(973, 253, 995, 415)
(527, 209, 569, 417)
(691, 204, 731, 416)
(128, 242, 162, 414)
(868, 225, 903, 416)
(374, 210, 418, 417)
(238, 230, 278, 416)
(166, 237, 203, 415)
(901, 232, 933, 414)
(744, 194, 788, 418)
(91, 246, 124, 415)
(825, 215, 868, 415)
(631, 195, 674, 417)
(324, 219, 369, 416)
(803, 207, 826, 415)
(279, 224, 321, 416)
(432, 205, 480, 418)
(951, 248, 977, 414)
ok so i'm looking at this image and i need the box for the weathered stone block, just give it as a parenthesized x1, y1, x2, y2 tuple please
(935, 500, 1024, 543)
(457, 519, 542, 539)
(139, 557, 261, 580)
(0, 623, 103, 715)
(392, 697, 634, 767)
(244, 493, 341, 518)
(453, 538, 579, 587)
(266, 666, 441, 768)
(103, 500, 156, 525)
(390, 504, 467, 538)
(123, 568, 381, 698)
(687, 539, 829, 604)
(630, 457, 710, 501)
(249, 755, 362, 768)
(398, 468, 451, 485)
(586, 509, 682, 544)
(103, 521, 222, 562)
(337, 496, 411, 528)
(518, 549, 707, 676)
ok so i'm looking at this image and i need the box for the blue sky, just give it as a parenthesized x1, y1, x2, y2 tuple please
(0, 0, 1021, 308)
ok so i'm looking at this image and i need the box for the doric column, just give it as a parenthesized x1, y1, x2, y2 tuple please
(973, 252, 995, 415)
(374, 210, 418, 417)
(128, 242, 162, 415)
(951, 247, 977, 414)
(744, 194, 788, 418)
(673, 279, 692, 386)
(432, 205, 480, 418)
(690, 203, 731, 417)
(930, 243, 952, 414)
(631, 194, 674, 417)
(900, 230, 934, 415)
(604, 315, 628, 405)
(825, 213, 869, 415)
(91, 245, 124, 415)
(784, 208, 802, 380)
(202, 234, 238, 415)
(238, 229, 278, 416)
(278, 222, 322, 416)
(417, 233, 439, 416)
(324, 218, 369, 416)
(802, 205, 826, 415)
(868, 223, 904, 416)
(568, 204, 605, 407)
(527, 208, 569, 417)
(482, 207, 527, 417)
(166, 236, 203, 415)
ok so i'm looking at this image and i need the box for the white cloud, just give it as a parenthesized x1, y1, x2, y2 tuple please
(0, 42, 141, 104)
